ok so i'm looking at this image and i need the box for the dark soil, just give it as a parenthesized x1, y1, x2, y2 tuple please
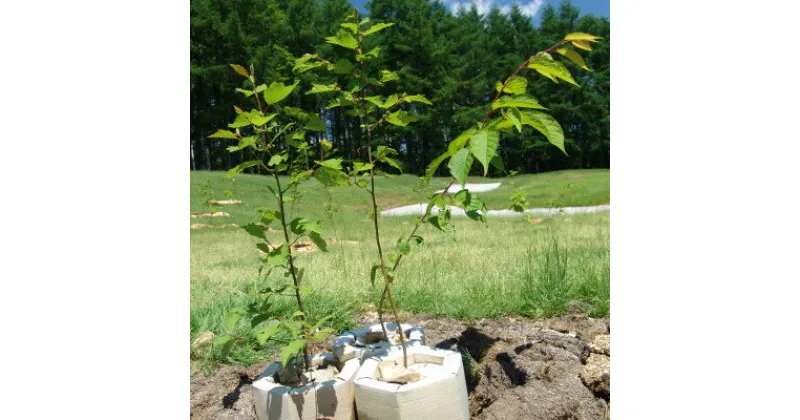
(190, 313, 610, 420)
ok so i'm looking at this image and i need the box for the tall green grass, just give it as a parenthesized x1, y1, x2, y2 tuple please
(190, 170, 609, 364)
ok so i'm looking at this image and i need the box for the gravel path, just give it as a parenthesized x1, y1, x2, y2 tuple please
(381, 203, 610, 217)
(434, 182, 502, 194)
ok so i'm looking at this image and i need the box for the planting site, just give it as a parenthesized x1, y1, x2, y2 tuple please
(190, 170, 610, 419)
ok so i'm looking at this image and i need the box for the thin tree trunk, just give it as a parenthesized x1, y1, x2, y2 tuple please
(203, 131, 212, 170)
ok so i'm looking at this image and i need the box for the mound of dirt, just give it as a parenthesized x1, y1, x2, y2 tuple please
(191, 212, 230, 218)
(191, 224, 240, 229)
(257, 242, 318, 254)
(190, 313, 610, 420)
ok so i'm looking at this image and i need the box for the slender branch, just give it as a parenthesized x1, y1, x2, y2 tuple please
(480, 39, 569, 128)
(376, 178, 457, 331)
(275, 169, 310, 372)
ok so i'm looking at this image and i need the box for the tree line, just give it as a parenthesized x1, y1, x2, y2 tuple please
(190, 0, 609, 176)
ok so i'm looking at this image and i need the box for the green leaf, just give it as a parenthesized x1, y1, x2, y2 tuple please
(404, 94, 432, 105)
(356, 178, 369, 189)
(468, 130, 500, 176)
(382, 157, 403, 173)
(256, 243, 271, 254)
(424, 150, 452, 182)
(397, 237, 411, 255)
(226, 135, 258, 152)
(332, 58, 355, 75)
(453, 189, 471, 207)
(506, 108, 522, 133)
(383, 94, 400, 109)
(449, 129, 476, 154)
(293, 54, 324, 73)
(362, 22, 394, 36)
(364, 96, 385, 108)
(359, 47, 381, 60)
(263, 80, 300, 105)
(340, 22, 359, 34)
(490, 155, 505, 171)
(254, 84, 266, 93)
(225, 307, 247, 331)
(268, 154, 287, 167)
(491, 95, 547, 110)
(556, 47, 591, 71)
(267, 243, 289, 266)
(495, 76, 527, 95)
(228, 113, 252, 128)
(325, 30, 358, 49)
(281, 339, 307, 367)
(352, 162, 374, 173)
(209, 129, 238, 139)
(258, 209, 280, 225)
(521, 111, 567, 155)
(466, 210, 486, 224)
(304, 114, 325, 132)
(290, 217, 308, 235)
(385, 110, 418, 127)
(226, 160, 261, 178)
(255, 323, 281, 346)
(428, 213, 446, 231)
(309, 232, 328, 252)
(241, 224, 267, 240)
(250, 113, 277, 127)
(230, 64, 249, 78)
(465, 195, 485, 213)
(448, 148, 473, 186)
(317, 158, 343, 170)
(571, 40, 592, 51)
(326, 97, 354, 109)
(306, 83, 337, 94)
(564, 32, 602, 42)
(370, 264, 381, 287)
(294, 61, 324, 74)
(380, 70, 400, 83)
(289, 170, 314, 186)
(528, 57, 579, 86)
(314, 167, 349, 187)
(375, 145, 398, 158)
(236, 88, 254, 97)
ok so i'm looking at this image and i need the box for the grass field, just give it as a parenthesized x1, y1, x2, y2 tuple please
(190, 169, 609, 364)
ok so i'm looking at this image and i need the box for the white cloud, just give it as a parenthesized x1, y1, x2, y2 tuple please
(519, 0, 545, 18)
(443, 0, 546, 18)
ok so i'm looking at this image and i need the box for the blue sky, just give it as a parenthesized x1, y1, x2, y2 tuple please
(348, 1, 609, 25)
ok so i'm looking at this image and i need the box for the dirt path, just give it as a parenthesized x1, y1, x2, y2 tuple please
(190, 313, 610, 420)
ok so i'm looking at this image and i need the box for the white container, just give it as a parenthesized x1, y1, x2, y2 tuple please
(354, 346, 470, 420)
(333, 322, 425, 363)
(252, 353, 359, 420)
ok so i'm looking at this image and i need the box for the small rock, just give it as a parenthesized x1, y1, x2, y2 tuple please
(277, 365, 301, 385)
(589, 334, 610, 356)
(549, 319, 570, 333)
(364, 331, 386, 344)
(581, 354, 610, 400)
